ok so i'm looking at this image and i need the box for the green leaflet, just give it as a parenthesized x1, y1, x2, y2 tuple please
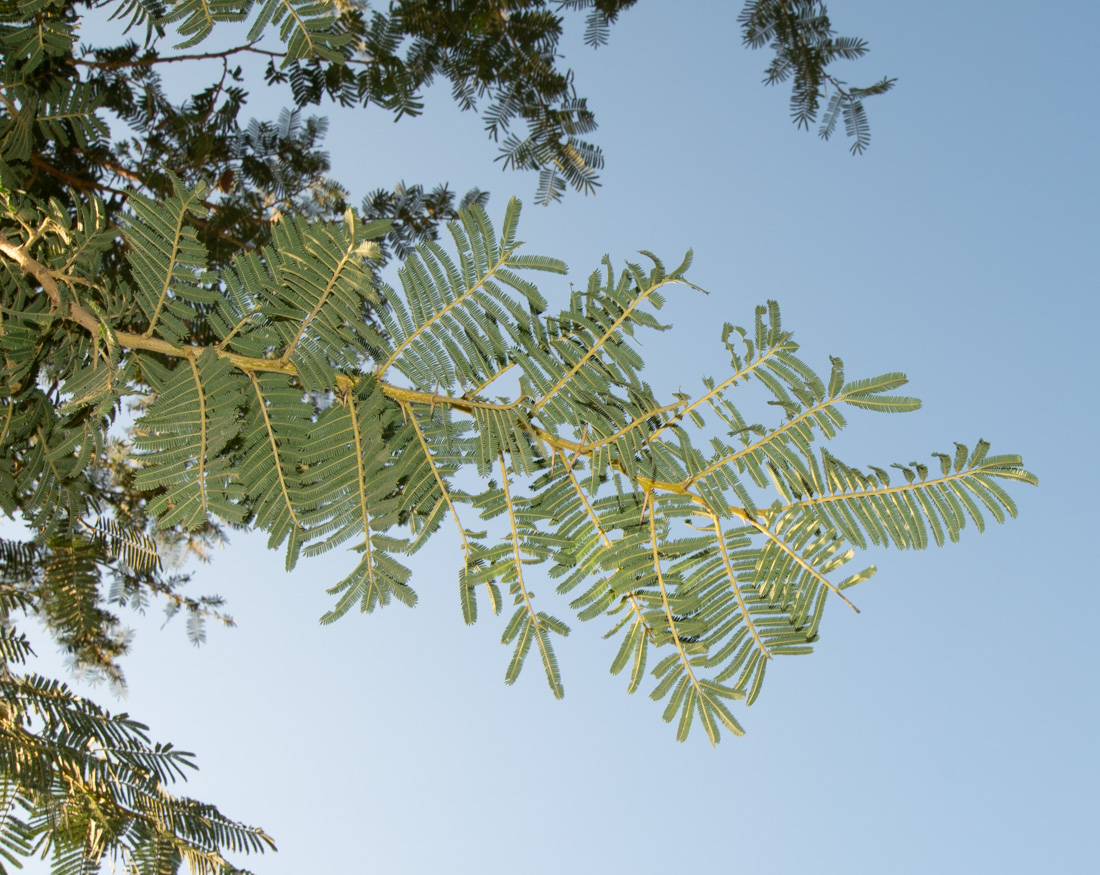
(237, 372, 313, 565)
(159, 0, 248, 49)
(246, 0, 351, 63)
(320, 533, 416, 623)
(123, 177, 216, 342)
(264, 214, 390, 392)
(800, 444, 1036, 550)
(132, 351, 248, 530)
(297, 379, 412, 552)
(0, 78, 107, 166)
(501, 606, 568, 698)
(85, 518, 161, 575)
(0, 0, 76, 73)
(375, 198, 564, 391)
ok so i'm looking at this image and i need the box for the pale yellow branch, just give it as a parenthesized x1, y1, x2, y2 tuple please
(277, 238, 357, 367)
(788, 467, 1010, 510)
(531, 276, 684, 416)
(710, 513, 771, 659)
(188, 358, 209, 520)
(650, 499, 697, 673)
(499, 452, 538, 624)
(345, 388, 374, 586)
(746, 513, 860, 613)
(583, 399, 687, 454)
(248, 372, 304, 530)
(649, 497, 719, 744)
(144, 205, 195, 338)
(404, 403, 474, 570)
(216, 303, 265, 350)
(0, 239, 682, 478)
(469, 361, 517, 396)
(562, 456, 655, 643)
(381, 384, 526, 413)
(645, 340, 791, 445)
(500, 452, 559, 691)
(376, 243, 520, 380)
(685, 394, 844, 488)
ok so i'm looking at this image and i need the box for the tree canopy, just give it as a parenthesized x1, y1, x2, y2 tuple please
(0, 1, 1028, 873)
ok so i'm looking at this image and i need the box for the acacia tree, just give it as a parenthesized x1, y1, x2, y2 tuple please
(0, 1, 1011, 873)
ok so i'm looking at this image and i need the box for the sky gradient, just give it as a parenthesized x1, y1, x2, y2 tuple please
(20, 1, 1099, 872)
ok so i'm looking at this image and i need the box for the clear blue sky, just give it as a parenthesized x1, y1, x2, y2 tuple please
(25, 1, 1099, 872)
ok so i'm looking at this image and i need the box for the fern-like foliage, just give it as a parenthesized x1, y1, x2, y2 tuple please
(739, 0, 895, 153)
(0, 557, 270, 873)
(0, 671, 275, 874)
(1, 184, 1036, 752)
(0, 0, 108, 167)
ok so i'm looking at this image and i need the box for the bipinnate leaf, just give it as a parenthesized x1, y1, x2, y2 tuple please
(0, 183, 1035, 746)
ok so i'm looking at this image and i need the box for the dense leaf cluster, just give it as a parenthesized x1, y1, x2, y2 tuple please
(0, 0, 646, 274)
